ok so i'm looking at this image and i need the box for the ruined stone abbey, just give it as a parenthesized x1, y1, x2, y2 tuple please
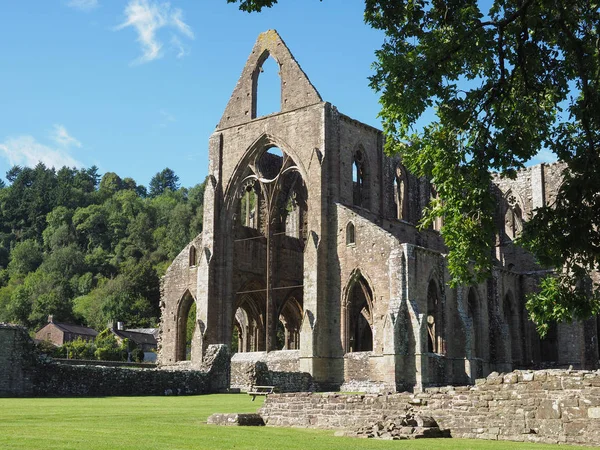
(158, 30, 600, 392)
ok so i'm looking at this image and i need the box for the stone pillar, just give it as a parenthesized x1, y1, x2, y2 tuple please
(531, 163, 546, 211)
(197, 133, 223, 349)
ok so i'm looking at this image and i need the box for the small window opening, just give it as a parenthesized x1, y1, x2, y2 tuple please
(189, 246, 197, 267)
(505, 202, 523, 240)
(346, 222, 355, 246)
(285, 194, 300, 238)
(255, 55, 281, 118)
(352, 150, 366, 207)
(240, 184, 259, 229)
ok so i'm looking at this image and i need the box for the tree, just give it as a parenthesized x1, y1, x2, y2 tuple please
(149, 168, 180, 197)
(228, 0, 600, 332)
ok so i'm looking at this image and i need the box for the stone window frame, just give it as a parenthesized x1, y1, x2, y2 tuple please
(352, 146, 370, 209)
(251, 50, 282, 119)
(342, 270, 375, 353)
(346, 221, 356, 246)
(426, 278, 445, 355)
(189, 245, 197, 267)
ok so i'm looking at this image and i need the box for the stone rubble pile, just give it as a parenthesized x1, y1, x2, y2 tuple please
(342, 411, 450, 440)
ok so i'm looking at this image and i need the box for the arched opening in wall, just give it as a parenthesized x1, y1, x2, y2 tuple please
(503, 291, 521, 364)
(231, 144, 307, 352)
(352, 148, 369, 209)
(467, 287, 482, 358)
(253, 53, 281, 118)
(175, 291, 196, 362)
(394, 165, 408, 220)
(239, 181, 260, 229)
(277, 296, 303, 350)
(504, 194, 524, 241)
(346, 221, 355, 246)
(344, 273, 374, 352)
(232, 292, 266, 353)
(540, 322, 559, 363)
(189, 245, 197, 267)
(427, 279, 444, 354)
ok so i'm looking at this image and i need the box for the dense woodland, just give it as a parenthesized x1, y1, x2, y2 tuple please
(0, 164, 205, 333)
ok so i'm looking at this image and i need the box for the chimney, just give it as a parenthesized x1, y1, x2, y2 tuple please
(117, 322, 124, 331)
(48, 315, 54, 323)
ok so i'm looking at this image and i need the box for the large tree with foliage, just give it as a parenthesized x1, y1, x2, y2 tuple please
(228, 0, 600, 332)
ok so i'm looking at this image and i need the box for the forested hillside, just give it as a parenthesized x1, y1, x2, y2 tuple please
(0, 163, 205, 332)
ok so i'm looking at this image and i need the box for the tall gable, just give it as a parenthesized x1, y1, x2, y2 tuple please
(217, 29, 322, 130)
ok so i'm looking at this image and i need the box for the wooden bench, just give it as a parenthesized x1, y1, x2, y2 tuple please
(248, 385, 278, 401)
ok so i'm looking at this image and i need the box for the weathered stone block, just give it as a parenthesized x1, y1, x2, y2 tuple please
(537, 400, 561, 419)
(207, 413, 265, 426)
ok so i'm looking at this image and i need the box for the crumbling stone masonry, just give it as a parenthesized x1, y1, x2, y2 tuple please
(260, 369, 600, 446)
(158, 30, 600, 392)
(0, 324, 229, 397)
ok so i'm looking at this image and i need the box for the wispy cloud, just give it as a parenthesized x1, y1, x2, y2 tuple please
(159, 109, 176, 127)
(51, 124, 82, 148)
(171, 35, 188, 59)
(0, 135, 83, 169)
(115, 0, 194, 65)
(67, 0, 99, 12)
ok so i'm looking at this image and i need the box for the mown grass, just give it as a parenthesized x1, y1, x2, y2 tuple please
(0, 394, 596, 450)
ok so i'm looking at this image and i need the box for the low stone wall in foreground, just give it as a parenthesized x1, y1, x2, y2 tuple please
(261, 369, 600, 446)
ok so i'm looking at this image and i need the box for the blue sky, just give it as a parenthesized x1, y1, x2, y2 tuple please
(0, 1, 554, 188)
(0, 0, 385, 188)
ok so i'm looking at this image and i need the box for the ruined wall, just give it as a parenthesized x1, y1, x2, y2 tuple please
(231, 350, 313, 392)
(0, 324, 37, 396)
(158, 234, 202, 365)
(0, 325, 230, 397)
(261, 369, 600, 446)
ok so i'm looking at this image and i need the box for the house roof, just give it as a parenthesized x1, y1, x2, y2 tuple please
(49, 322, 99, 337)
(112, 329, 157, 346)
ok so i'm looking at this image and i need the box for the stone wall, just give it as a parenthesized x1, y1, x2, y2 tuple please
(0, 324, 230, 397)
(261, 369, 600, 446)
(0, 324, 37, 396)
(231, 350, 313, 392)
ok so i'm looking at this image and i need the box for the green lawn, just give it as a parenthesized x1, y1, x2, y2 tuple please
(0, 394, 596, 450)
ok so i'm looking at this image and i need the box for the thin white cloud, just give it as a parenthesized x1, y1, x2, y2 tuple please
(51, 124, 82, 148)
(171, 35, 188, 59)
(115, 0, 194, 65)
(67, 0, 99, 12)
(159, 109, 176, 127)
(0, 135, 83, 169)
